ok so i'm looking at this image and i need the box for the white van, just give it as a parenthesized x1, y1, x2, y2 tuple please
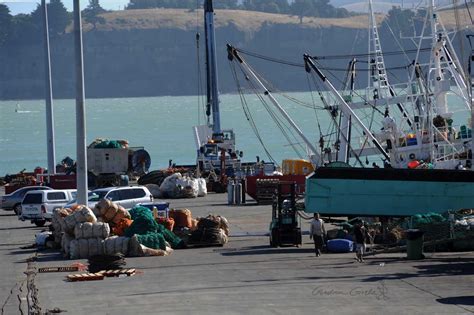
(65, 186, 153, 210)
(20, 189, 76, 226)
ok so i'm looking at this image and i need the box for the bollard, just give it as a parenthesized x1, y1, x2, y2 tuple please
(241, 178, 246, 204)
(235, 182, 242, 205)
(227, 180, 235, 205)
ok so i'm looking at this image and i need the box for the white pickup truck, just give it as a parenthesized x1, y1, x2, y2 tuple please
(20, 189, 76, 226)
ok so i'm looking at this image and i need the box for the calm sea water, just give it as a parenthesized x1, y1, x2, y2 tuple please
(1, 91, 469, 175)
(0, 93, 326, 175)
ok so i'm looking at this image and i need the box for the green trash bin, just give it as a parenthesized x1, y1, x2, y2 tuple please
(406, 229, 424, 260)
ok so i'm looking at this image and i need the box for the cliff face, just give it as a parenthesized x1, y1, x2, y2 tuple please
(0, 24, 382, 100)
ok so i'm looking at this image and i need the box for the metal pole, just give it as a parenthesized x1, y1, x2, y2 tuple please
(73, 0, 88, 205)
(42, 0, 56, 174)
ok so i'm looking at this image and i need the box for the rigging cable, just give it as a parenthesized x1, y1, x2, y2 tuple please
(196, 32, 204, 125)
(306, 72, 325, 160)
(238, 61, 309, 158)
(382, 19, 413, 65)
(465, 0, 474, 24)
(233, 46, 430, 66)
(228, 61, 277, 164)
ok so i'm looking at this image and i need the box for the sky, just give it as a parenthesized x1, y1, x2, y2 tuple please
(1, 0, 130, 15)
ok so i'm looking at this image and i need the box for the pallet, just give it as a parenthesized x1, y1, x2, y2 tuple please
(67, 273, 105, 282)
(38, 266, 79, 273)
(98, 269, 136, 277)
(66, 269, 137, 282)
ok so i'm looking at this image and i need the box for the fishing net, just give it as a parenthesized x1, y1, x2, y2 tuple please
(126, 206, 183, 249)
(135, 233, 167, 250)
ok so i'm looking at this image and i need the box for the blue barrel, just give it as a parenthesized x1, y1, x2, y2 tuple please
(327, 239, 354, 253)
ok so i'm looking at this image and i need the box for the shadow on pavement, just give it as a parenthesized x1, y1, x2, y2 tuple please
(0, 225, 41, 231)
(220, 245, 314, 256)
(123, 274, 357, 297)
(362, 257, 474, 282)
(8, 248, 37, 256)
(35, 251, 64, 262)
(0, 212, 17, 217)
(436, 296, 474, 306)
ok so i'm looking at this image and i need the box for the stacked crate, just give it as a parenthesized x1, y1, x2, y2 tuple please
(255, 179, 279, 205)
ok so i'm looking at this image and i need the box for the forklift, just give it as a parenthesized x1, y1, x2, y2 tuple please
(269, 181, 302, 247)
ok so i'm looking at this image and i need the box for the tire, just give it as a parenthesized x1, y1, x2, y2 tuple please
(34, 220, 46, 227)
(13, 204, 22, 216)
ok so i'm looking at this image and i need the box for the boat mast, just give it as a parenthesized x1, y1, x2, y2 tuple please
(368, 0, 389, 100)
(304, 54, 390, 162)
(204, 0, 221, 136)
(429, 0, 450, 118)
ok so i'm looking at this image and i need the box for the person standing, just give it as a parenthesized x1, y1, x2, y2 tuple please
(309, 213, 326, 257)
(354, 221, 366, 263)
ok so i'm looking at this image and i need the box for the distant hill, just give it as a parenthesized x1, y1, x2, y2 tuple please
(330, 0, 455, 13)
(74, 8, 377, 33)
(75, 7, 472, 33)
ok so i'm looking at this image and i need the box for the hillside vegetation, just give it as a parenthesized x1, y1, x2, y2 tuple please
(76, 8, 379, 33)
(75, 6, 473, 33)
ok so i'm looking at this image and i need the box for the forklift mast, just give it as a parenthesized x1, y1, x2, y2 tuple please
(270, 181, 302, 247)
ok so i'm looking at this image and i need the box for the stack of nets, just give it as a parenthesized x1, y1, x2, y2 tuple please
(88, 253, 126, 273)
(188, 215, 229, 245)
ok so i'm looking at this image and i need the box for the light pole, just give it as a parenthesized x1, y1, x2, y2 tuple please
(42, 0, 56, 175)
(73, 0, 88, 205)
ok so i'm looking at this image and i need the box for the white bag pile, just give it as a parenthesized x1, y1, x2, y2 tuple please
(64, 205, 97, 234)
(74, 222, 110, 240)
(159, 173, 202, 198)
(128, 235, 171, 257)
(94, 199, 131, 225)
(69, 238, 105, 259)
(61, 233, 74, 257)
(104, 236, 130, 255)
(52, 201, 133, 259)
(197, 178, 207, 197)
(52, 208, 73, 244)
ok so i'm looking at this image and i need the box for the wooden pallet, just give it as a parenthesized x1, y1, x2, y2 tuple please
(98, 269, 136, 277)
(67, 273, 105, 282)
(39, 266, 79, 273)
(66, 269, 136, 282)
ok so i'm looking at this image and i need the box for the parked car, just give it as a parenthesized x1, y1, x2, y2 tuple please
(20, 189, 77, 226)
(65, 186, 153, 210)
(1, 186, 53, 215)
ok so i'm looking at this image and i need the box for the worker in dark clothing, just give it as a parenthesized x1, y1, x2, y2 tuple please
(354, 221, 366, 263)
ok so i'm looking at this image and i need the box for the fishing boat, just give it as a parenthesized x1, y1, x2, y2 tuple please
(192, 0, 248, 191)
(228, 0, 474, 215)
(302, 0, 474, 216)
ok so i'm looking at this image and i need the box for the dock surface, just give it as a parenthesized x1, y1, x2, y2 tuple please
(1, 187, 473, 314)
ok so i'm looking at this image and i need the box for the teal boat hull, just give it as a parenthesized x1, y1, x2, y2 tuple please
(305, 168, 474, 217)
